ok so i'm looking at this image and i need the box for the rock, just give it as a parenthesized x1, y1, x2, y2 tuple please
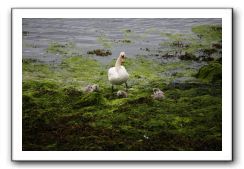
(87, 49, 112, 56)
(179, 52, 198, 61)
(211, 43, 222, 49)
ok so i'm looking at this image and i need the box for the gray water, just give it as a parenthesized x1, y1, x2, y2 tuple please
(22, 18, 221, 64)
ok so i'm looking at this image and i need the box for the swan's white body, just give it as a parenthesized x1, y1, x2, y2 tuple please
(108, 66, 129, 85)
(108, 52, 129, 86)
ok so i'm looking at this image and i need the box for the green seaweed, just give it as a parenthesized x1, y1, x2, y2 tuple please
(46, 42, 77, 55)
(97, 34, 113, 48)
(196, 62, 222, 83)
(23, 54, 222, 151)
(192, 25, 222, 43)
(160, 25, 222, 61)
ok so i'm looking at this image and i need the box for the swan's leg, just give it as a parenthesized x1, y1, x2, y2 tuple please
(125, 82, 128, 90)
(111, 85, 114, 92)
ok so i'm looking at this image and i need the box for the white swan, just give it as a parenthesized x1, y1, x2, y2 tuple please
(108, 52, 129, 90)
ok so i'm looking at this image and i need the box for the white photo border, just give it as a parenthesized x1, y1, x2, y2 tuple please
(12, 8, 233, 161)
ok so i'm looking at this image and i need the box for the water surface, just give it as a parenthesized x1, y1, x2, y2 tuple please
(23, 18, 221, 63)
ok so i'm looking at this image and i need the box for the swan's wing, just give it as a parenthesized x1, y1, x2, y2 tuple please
(108, 67, 118, 80)
(108, 67, 115, 75)
(108, 66, 129, 84)
(120, 66, 129, 77)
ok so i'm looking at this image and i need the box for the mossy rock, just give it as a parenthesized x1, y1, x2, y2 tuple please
(87, 49, 112, 56)
(179, 52, 198, 61)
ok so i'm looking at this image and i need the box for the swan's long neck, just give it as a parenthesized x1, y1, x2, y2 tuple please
(115, 57, 122, 68)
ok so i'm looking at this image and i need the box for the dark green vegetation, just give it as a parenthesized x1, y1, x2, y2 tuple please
(196, 62, 222, 83)
(23, 25, 222, 151)
(160, 25, 222, 61)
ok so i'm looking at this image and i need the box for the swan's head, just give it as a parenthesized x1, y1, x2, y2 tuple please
(115, 52, 126, 67)
(119, 52, 126, 64)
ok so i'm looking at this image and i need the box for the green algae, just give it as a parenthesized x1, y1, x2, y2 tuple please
(46, 42, 78, 56)
(22, 54, 222, 151)
(97, 34, 113, 48)
(192, 25, 222, 43)
(160, 24, 222, 61)
(196, 62, 222, 83)
(97, 31, 133, 48)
